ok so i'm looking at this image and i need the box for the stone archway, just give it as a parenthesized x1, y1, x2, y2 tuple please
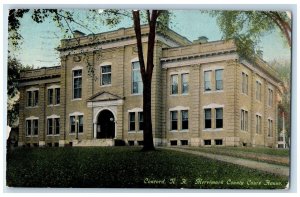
(96, 109, 115, 139)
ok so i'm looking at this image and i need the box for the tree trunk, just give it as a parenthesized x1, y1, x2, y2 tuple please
(132, 10, 160, 151)
(142, 79, 155, 151)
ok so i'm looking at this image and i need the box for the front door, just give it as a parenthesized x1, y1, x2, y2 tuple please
(97, 110, 115, 139)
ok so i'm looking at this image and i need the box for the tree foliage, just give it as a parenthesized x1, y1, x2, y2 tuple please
(208, 11, 291, 60)
(269, 60, 291, 141)
(7, 56, 33, 127)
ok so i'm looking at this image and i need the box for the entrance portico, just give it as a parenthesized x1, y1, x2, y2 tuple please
(87, 91, 124, 140)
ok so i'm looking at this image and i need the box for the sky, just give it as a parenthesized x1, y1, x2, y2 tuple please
(10, 9, 291, 68)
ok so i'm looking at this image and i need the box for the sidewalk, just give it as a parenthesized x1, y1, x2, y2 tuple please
(160, 147, 289, 177)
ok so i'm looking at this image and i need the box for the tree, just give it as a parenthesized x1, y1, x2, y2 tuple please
(8, 9, 170, 151)
(7, 56, 33, 127)
(209, 11, 291, 59)
(269, 60, 291, 146)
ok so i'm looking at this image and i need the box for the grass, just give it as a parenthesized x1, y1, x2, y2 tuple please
(6, 147, 288, 189)
(186, 146, 290, 166)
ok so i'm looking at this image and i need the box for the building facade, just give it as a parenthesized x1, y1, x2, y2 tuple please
(18, 26, 281, 148)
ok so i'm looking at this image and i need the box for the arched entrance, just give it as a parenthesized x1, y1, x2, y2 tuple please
(96, 110, 115, 139)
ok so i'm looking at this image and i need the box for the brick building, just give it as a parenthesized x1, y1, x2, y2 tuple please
(18, 26, 281, 147)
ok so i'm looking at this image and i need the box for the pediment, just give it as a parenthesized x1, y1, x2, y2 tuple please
(87, 91, 123, 102)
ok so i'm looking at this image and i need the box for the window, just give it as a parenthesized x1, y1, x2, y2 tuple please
(26, 119, 39, 136)
(170, 111, 178, 130)
(55, 88, 60, 104)
(27, 91, 32, 106)
(180, 140, 188, 146)
(33, 90, 38, 106)
(215, 69, 223, 90)
(129, 112, 135, 131)
(241, 109, 248, 131)
(48, 87, 60, 105)
(215, 108, 223, 128)
(78, 115, 83, 133)
(132, 62, 143, 94)
(242, 72, 248, 94)
(256, 81, 261, 101)
(268, 88, 273, 106)
(181, 73, 189, 94)
(69, 115, 83, 134)
(204, 109, 212, 128)
(204, 71, 212, 91)
(55, 118, 60, 135)
(48, 89, 53, 105)
(181, 110, 188, 130)
(204, 140, 211, 145)
(170, 140, 177, 146)
(33, 119, 38, 136)
(101, 65, 111, 86)
(268, 119, 273, 137)
(27, 90, 39, 107)
(171, 74, 178, 94)
(26, 120, 32, 136)
(47, 119, 53, 135)
(256, 115, 262, 134)
(73, 69, 82, 99)
(138, 112, 144, 131)
(70, 116, 75, 133)
(47, 117, 60, 135)
(128, 141, 134, 146)
(215, 139, 223, 145)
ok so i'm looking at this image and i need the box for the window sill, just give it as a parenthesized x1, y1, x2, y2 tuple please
(25, 106, 39, 109)
(100, 84, 112, 87)
(131, 93, 142, 96)
(240, 130, 249, 133)
(71, 98, 82, 101)
(137, 130, 143, 133)
(128, 131, 136, 133)
(48, 104, 60, 107)
(69, 133, 83, 135)
(46, 134, 60, 137)
(169, 130, 178, 132)
(170, 94, 179, 96)
(215, 90, 224, 93)
(203, 128, 223, 132)
(25, 135, 39, 137)
(241, 93, 249, 96)
(179, 130, 189, 132)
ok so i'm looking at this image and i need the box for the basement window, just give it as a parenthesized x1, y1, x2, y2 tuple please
(180, 140, 188, 146)
(128, 141, 134, 146)
(138, 141, 144, 146)
(215, 139, 223, 145)
(170, 140, 177, 146)
(204, 140, 211, 145)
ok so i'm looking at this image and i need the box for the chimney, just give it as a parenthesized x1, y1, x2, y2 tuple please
(193, 36, 208, 44)
(73, 30, 86, 38)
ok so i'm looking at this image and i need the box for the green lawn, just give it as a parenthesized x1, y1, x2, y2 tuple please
(186, 147, 289, 166)
(6, 147, 288, 189)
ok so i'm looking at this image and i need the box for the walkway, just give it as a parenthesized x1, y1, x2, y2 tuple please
(160, 147, 289, 177)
